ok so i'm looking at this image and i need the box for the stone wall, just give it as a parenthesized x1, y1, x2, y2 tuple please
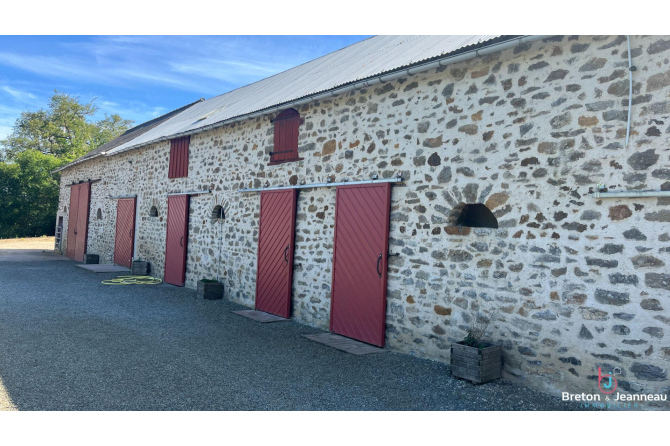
(58, 35, 670, 405)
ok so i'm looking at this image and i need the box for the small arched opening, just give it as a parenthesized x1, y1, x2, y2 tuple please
(454, 203, 498, 229)
(64, 205, 67, 213)
(149, 206, 159, 217)
(96, 208, 103, 220)
(211, 205, 225, 221)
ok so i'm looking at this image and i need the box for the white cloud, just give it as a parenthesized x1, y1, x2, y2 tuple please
(93, 97, 168, 125)
(0, 36, 369, 133)
(0, 52, 101, 83)
(1, 85, 37, 101)
(0, 104, 24, 115)
(0, 105, 24, 134)
(0, 125, 12, 140)
(149, 107, 168, 118)
(169, 58, 293, 84)
(0, 51, 212, 94)
(0, 36, 348, 97)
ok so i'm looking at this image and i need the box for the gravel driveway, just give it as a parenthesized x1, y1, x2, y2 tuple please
(0, 252, 586, 410)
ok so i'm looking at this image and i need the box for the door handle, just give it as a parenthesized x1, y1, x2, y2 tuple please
(129, 229, 132, 238)
(74, 228, 77, 235)
(376, 253, 382, 278)
(284, 245, 289, 264)
(180, 236, 184, 247)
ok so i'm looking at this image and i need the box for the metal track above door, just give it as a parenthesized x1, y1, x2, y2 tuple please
(239, 177, 403, 193)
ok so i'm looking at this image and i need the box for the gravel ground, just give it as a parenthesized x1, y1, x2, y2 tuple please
(0, 254, 588, 411)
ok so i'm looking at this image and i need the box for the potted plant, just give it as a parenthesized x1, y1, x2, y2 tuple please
(197, 279, 223, 300)
(450, 311, 501, 384)
(131, 258, 150, 275)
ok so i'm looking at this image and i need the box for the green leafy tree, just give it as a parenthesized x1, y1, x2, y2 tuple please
(0, 91, 134, 238)
(0, 161, 21, 236)
(1, 91, 133, 163)
(0, 150, 61, 238)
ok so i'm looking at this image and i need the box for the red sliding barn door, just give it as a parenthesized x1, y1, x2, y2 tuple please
(66, 184, 80, 259)
(330, 183, 392, 347)
(255, 189, 298, 318)
(66, 182, 91, 262)
(74, 182, 91, 262)
(164, 195, 190, 286)
(114, 198, 136, 268)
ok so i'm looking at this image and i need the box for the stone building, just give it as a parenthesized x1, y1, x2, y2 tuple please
(55, 35, 670, 404)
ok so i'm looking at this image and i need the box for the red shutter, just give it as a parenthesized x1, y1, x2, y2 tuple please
(271, 109, 300, 164)
(168, 136, 190, 178)
(279, 119, 289, 162)
(181, 136, 189, 175)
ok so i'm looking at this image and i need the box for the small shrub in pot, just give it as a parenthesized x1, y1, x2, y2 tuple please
(451, 311, 501, 384)
(197, 279, 223, 300)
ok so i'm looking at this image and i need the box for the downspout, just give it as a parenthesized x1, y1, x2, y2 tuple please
(593, 191, 670, 199)
(133, 195, 139, 261)
(591, 36, 639, 199)
(217, 216, 223, 282)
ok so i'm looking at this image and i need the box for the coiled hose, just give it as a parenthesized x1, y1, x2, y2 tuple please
(101, 275, 162, 285)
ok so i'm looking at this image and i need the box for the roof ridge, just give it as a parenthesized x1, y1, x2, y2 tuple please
(54, 97, 204, 172)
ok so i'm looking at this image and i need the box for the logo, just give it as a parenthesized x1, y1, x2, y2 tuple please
(597, 367, 617, 394)
(562, 366, 666, 408)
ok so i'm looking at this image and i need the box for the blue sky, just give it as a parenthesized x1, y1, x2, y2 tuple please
(0, 35, 370, 140)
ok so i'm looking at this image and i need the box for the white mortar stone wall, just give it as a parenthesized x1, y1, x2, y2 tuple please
(57, 35, 670, 405)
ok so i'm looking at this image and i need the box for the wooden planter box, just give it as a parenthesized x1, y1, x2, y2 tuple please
(197, 280, 223, 300)
(84, 254, 99, 264)
(131, 260, 149, 276)
(450, 342, 502, 384)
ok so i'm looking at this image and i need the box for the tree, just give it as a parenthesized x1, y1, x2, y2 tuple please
(0, 91, 134, 238)
(0, 91, 133, 163)
(0, 150, 61, 238)
(0, 161, 21, 236)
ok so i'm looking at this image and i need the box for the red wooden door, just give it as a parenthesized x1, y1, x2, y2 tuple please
(330, 183, 392, 347)
(114, 198, 136, 268)
(164, 195, 190, 286)
(255, 189, 298, 318)
(66, 184, 80, 259)
(74, 182, 91, 262)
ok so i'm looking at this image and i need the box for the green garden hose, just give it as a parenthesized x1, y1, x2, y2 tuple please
(101, 275, 162, 285)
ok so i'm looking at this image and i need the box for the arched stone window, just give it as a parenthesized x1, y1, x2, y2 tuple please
(149, 206, 159, 217)
(64, 205, 67, 213)
(453, 203, 498, 229)
(211, 205, 225, 221)
(96, 208, 103, 219)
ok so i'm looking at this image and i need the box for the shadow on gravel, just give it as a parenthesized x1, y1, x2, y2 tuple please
(0, 252, 589, 411)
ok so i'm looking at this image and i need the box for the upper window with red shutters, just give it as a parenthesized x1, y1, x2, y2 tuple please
(269, 109, 303, 165)
(168, 136, 190, 179)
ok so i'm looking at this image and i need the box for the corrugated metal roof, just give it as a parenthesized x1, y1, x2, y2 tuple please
(56, 99, 203, 172)
(101, 35, 502, 157)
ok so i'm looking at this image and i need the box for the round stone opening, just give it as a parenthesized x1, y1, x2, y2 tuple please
(211, 205, 225, 221)
(455, 203, 498, 229)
